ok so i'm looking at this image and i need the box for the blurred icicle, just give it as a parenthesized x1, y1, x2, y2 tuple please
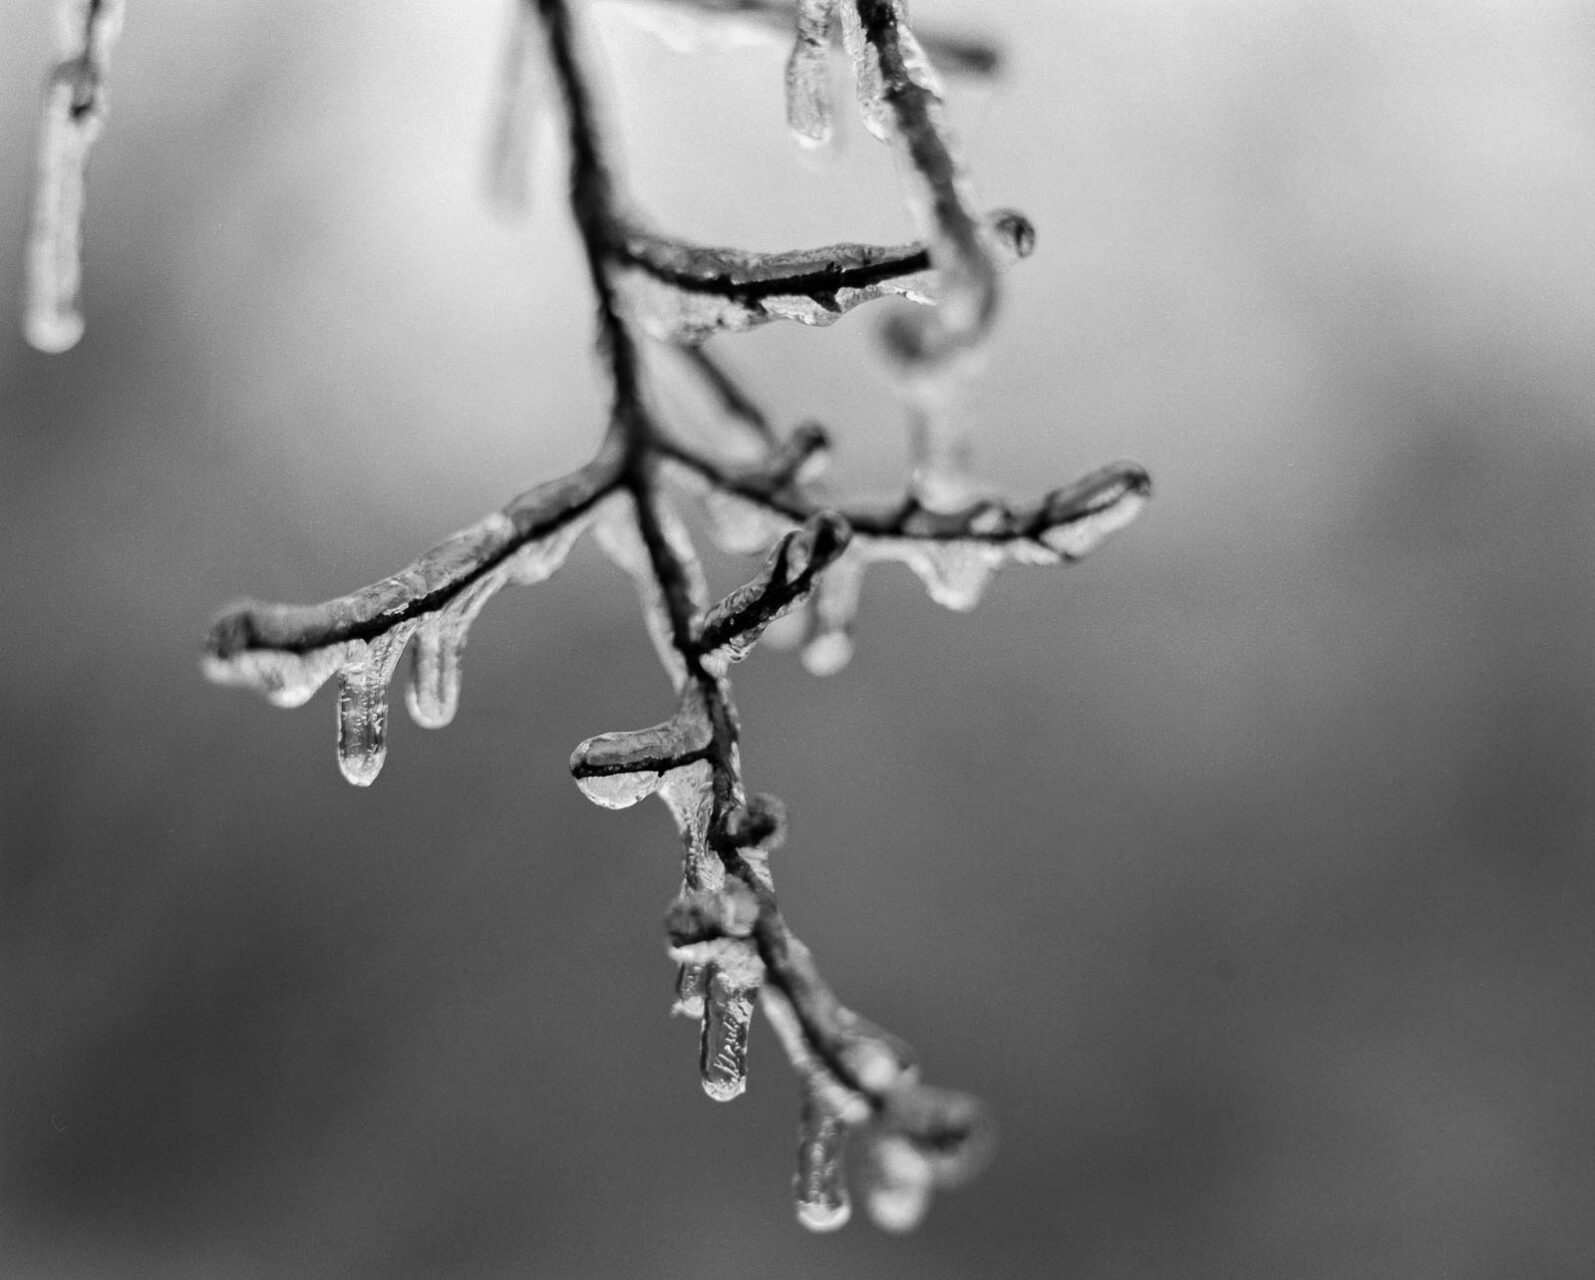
(786, 0, 837, 146)
(486, 0, 552, 214)
(840, 0, 996, 361)
(594, 493, 704, 687)
(795, 1085, 852, 1230)
(24, 0, 125, 353)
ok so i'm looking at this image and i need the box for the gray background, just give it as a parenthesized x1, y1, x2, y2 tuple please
(3, 1, 1594, 1276)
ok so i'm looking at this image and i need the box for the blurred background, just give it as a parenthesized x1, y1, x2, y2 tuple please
(3, 1, 1594, 1276)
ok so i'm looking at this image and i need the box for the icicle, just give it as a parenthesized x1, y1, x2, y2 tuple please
(786, 0, 838, 147)
(569, 686, 713, 809)
(795, 1087, 852, 1231)
(26, 0, 125, 353)
(802, 547, 866, 675)
(699, 950, 764, 1100)
(486, 0, 549, 214)
(334, 623, 420, 787)
(405, 571, 505, 728)
(25, 68, 100, 353)
(837, 1, 890, 143)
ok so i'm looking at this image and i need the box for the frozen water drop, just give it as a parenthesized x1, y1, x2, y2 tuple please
(574, 769, 664, 810)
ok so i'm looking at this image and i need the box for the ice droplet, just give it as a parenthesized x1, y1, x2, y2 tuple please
(335, 623, 419, 787)
(700, 960, 760, 1101)
(795, 1089, 852, 1232)
(786, 0, 837, 146)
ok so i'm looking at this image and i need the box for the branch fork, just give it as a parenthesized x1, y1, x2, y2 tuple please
(190, 0, 1152, 1230)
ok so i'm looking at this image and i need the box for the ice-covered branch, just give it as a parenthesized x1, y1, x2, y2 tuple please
(193, 0, 1152, 1232)
(613, 207, 1033, 343)
(24, 0, 125, 353)
(205, 450, 622, 783)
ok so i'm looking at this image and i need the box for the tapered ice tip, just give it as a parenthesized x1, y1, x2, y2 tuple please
(797, 1198, 851, 1233)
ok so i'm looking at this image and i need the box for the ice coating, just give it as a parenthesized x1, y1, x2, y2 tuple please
(786, 0, 837, 146)
(569, 686, 714, 809)
(700, 513, 851, 665)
